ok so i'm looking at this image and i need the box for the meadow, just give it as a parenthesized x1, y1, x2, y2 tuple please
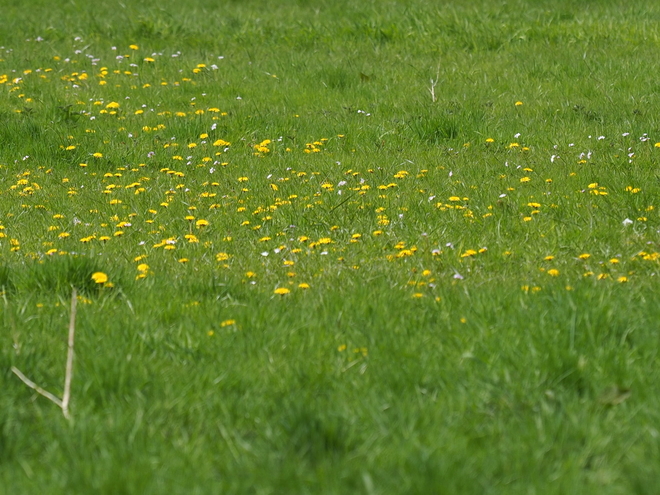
(2, 0, 660, 492)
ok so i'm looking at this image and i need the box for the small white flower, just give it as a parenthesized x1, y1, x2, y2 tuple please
(623, 218, 633, 226)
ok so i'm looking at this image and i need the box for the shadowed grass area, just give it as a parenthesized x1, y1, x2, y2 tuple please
(21, 256, 106, 296)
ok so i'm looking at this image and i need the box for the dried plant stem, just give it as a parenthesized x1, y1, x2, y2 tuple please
(11, 288, 77, 420)
(61, 288, 77, 419)
(429, 77, 438, 103)
(10, 367, 64, 408)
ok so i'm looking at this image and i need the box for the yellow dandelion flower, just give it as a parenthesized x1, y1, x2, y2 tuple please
(547, 269, 560, 277)
(91, 272, 108, 284)
(274, 287, 291, 295)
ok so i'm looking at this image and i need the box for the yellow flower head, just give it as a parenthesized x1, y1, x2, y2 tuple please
(91, 272, 108, 284)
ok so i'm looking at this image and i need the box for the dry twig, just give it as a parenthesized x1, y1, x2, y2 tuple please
(11, 288, 78, 420)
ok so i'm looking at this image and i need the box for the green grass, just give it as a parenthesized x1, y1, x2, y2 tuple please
(2, 0, 660, 493)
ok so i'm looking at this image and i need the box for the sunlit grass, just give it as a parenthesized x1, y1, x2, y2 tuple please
(2, 0, 660, 493)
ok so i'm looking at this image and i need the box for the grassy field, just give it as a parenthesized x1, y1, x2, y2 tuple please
(2, 0, 660, 492)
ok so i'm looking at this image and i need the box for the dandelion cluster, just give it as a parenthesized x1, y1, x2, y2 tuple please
(0, 36, 659, 307)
